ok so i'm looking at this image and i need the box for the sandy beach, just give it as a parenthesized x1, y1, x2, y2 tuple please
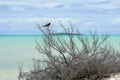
(105, 73, 120, 80)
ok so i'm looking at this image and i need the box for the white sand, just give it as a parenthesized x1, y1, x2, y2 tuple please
(105, 73, 120, 80)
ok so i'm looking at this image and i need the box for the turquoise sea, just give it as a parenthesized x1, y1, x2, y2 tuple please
(0, 35, 120, 80)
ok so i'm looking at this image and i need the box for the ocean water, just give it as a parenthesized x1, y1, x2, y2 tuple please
(0, 35, 41, 80)
(0, 35, 120, 80)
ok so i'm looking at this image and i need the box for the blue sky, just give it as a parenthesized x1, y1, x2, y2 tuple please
(0, 0, 120, 35)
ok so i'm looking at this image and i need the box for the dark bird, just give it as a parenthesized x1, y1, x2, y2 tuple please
(43, 22, 51, 27)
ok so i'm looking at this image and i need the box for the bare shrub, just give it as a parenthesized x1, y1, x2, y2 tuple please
(19, 23, 120, 80)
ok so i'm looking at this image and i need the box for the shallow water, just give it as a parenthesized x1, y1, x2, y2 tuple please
(0, 35, 120, 80)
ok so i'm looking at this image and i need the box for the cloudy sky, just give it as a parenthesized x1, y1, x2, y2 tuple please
(0, 0, 120, 35)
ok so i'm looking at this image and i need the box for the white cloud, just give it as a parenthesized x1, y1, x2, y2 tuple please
(0, 1, 64, 10)
(110, 18, 120, 25)
(0, 18, 80, 23)
(1, 0, 120, 9)
(83, 22, 95, 26)
(10, 5, 26, 11)
(40, 2, 63, 9)
(0, 1, 34, 12)
(0, 0, 120, 35)
(0, 1, 27, 5)
(0, 18, 81, 30)
(86, 0, 120, 10)
(1, 0, 120, 14)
